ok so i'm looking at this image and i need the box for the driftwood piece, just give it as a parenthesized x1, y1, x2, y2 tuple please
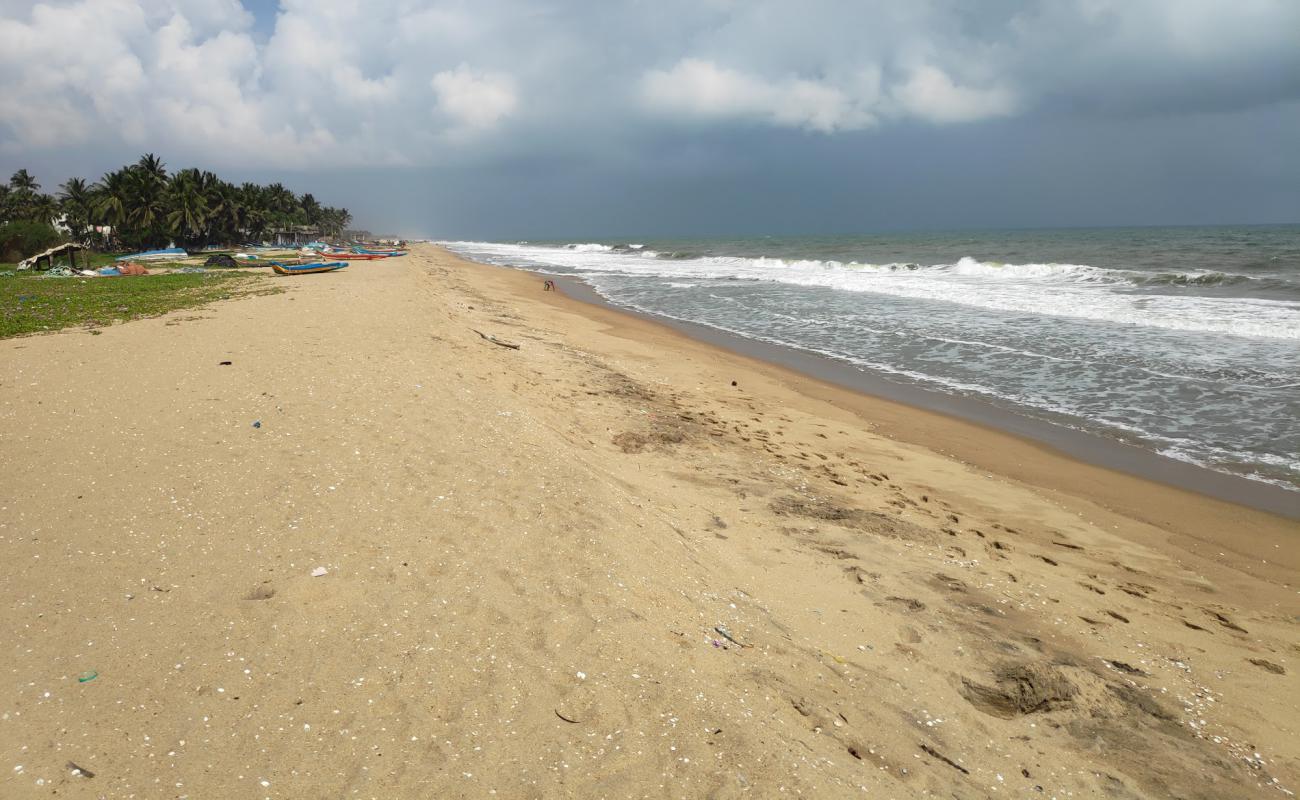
(67, 761, 95, 778)
(472, 329, 521, 350)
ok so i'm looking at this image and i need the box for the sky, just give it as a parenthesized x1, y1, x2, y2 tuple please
(1, 0, 1298, 238)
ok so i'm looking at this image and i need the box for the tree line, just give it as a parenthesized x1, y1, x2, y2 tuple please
(0, 154, 352, 253)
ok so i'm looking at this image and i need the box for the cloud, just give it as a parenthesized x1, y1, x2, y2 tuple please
(641, 59, 876, 133)
(0, 0, 1296, 170)
(892, 66, 1017, 124)
(431, 65, 517, 131)
(640, 58, 1016, 130)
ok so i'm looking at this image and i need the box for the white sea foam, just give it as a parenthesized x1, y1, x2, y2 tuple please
(440, 240, 1300, 340)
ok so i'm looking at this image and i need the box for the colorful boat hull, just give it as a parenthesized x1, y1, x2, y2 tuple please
(269, 261, 347, 275)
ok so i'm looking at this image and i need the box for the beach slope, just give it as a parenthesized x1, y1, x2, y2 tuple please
(1, 244, 1295, 798)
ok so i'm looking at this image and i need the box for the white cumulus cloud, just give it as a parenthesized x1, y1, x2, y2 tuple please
(641, 59, 876, 133)
(431, 65, 518, 131)
(891, 66, 1017, 124)
(640, 58, 1016, 130)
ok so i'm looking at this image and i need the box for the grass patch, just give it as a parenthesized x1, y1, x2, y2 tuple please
(0, 271, 280, 339)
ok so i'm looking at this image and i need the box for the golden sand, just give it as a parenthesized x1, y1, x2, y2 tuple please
(1, 244, 1295, 798)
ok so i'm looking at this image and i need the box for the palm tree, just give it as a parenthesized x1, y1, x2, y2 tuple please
(92, 169, 133, 246)
(300, 193, 322, 227)
(31, 155, 350, 251)
(237, 183, 269, 242)
(166, 168, 209, 246)
(9, 169, 39, 192)
(6, 169, 45, 222)
(204, 178, 239, 244)
(319, 207, 351, 237)
(127, 166, 168, 246)
(135, 154, 167, 186)
(27, 193, 60, 226)
(60, 178, 93, 241)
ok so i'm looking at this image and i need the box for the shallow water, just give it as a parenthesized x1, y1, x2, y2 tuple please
(443, 226, 1300, 492)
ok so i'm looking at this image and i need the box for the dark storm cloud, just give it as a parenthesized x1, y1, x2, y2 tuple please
(1, 0, 1297, 234)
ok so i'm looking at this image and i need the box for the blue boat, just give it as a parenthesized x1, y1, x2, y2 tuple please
(269, 260, 347, 275)
(115, 247, 186, 261)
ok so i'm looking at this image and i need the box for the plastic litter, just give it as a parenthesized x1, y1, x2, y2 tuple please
(714, 625, 749, 648)
(310, 566, 328, 577)
(252, 420, 261, 428)
(77, 671, 97, 683)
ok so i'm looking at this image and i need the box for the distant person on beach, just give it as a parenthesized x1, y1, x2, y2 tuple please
(543, 279, 555, 291)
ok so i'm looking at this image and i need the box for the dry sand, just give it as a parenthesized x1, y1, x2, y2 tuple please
(1, 244, 1296, 799)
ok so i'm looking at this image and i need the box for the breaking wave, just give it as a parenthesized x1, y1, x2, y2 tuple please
(441, 241, 1300, 341)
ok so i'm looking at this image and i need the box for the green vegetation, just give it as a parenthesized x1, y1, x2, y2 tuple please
(0, 270, 278, 338)
(0, 221, 63, 262)
(0, 154, 351, 258)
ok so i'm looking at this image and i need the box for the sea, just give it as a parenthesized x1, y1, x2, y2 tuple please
(442, 226, 1300, 494)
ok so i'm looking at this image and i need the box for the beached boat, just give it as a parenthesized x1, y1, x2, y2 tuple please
(115, 247, 186, 261)
(352, 247, 407, 256)
(328, 252, 388, 260)
(269, 261, 347, 275)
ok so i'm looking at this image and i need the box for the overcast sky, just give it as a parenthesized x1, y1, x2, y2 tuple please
(2, 0, 1298, 238)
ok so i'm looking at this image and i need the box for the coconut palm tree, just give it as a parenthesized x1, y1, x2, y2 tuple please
(25, 193, 60, 226)
(237, 183, 269, 242)
(35, 155, 349, 250)
(59, 178, 93, 241)
(135, 154, 167, 186)
(204, 177, 240, 244)
(126, 166, 168, 246)
(300, 193, 322, 227)
(92, 169, 133, 246)
(166, 168, 209, 247)
(9, 169, 39, 193)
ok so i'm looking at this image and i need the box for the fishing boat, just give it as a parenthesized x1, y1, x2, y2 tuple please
(115, 247, 186, 261)
(352, 246, 407, 257)
(323, 251, 388, 260)
(269, 260, 347, 275)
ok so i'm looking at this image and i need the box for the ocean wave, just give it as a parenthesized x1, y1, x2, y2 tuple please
(439, 241, 1300, 340)
(1131, 271, 1250, 287)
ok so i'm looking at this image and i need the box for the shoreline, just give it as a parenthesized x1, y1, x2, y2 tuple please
(442, 249, 1299, 582)
(549, 273, 1299, 520)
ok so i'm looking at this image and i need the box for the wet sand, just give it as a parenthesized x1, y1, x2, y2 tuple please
(0, 243, 1295, 798)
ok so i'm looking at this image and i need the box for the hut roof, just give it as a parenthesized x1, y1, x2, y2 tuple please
(18, 242, 86, 270)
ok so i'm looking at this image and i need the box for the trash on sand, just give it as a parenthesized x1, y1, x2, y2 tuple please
(252, 420, 262, 428)
(554, 709, 580, 724)
(77, 671, 98, 683)
(66, 761, 95, 779)
(219, 361, 232, 366)
(471, 329, 521, 350)
(310, 567, 328, 577)
(714, 626, 749, 648)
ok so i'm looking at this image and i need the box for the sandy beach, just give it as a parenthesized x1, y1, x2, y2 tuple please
(1, 243, 1296, 798)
